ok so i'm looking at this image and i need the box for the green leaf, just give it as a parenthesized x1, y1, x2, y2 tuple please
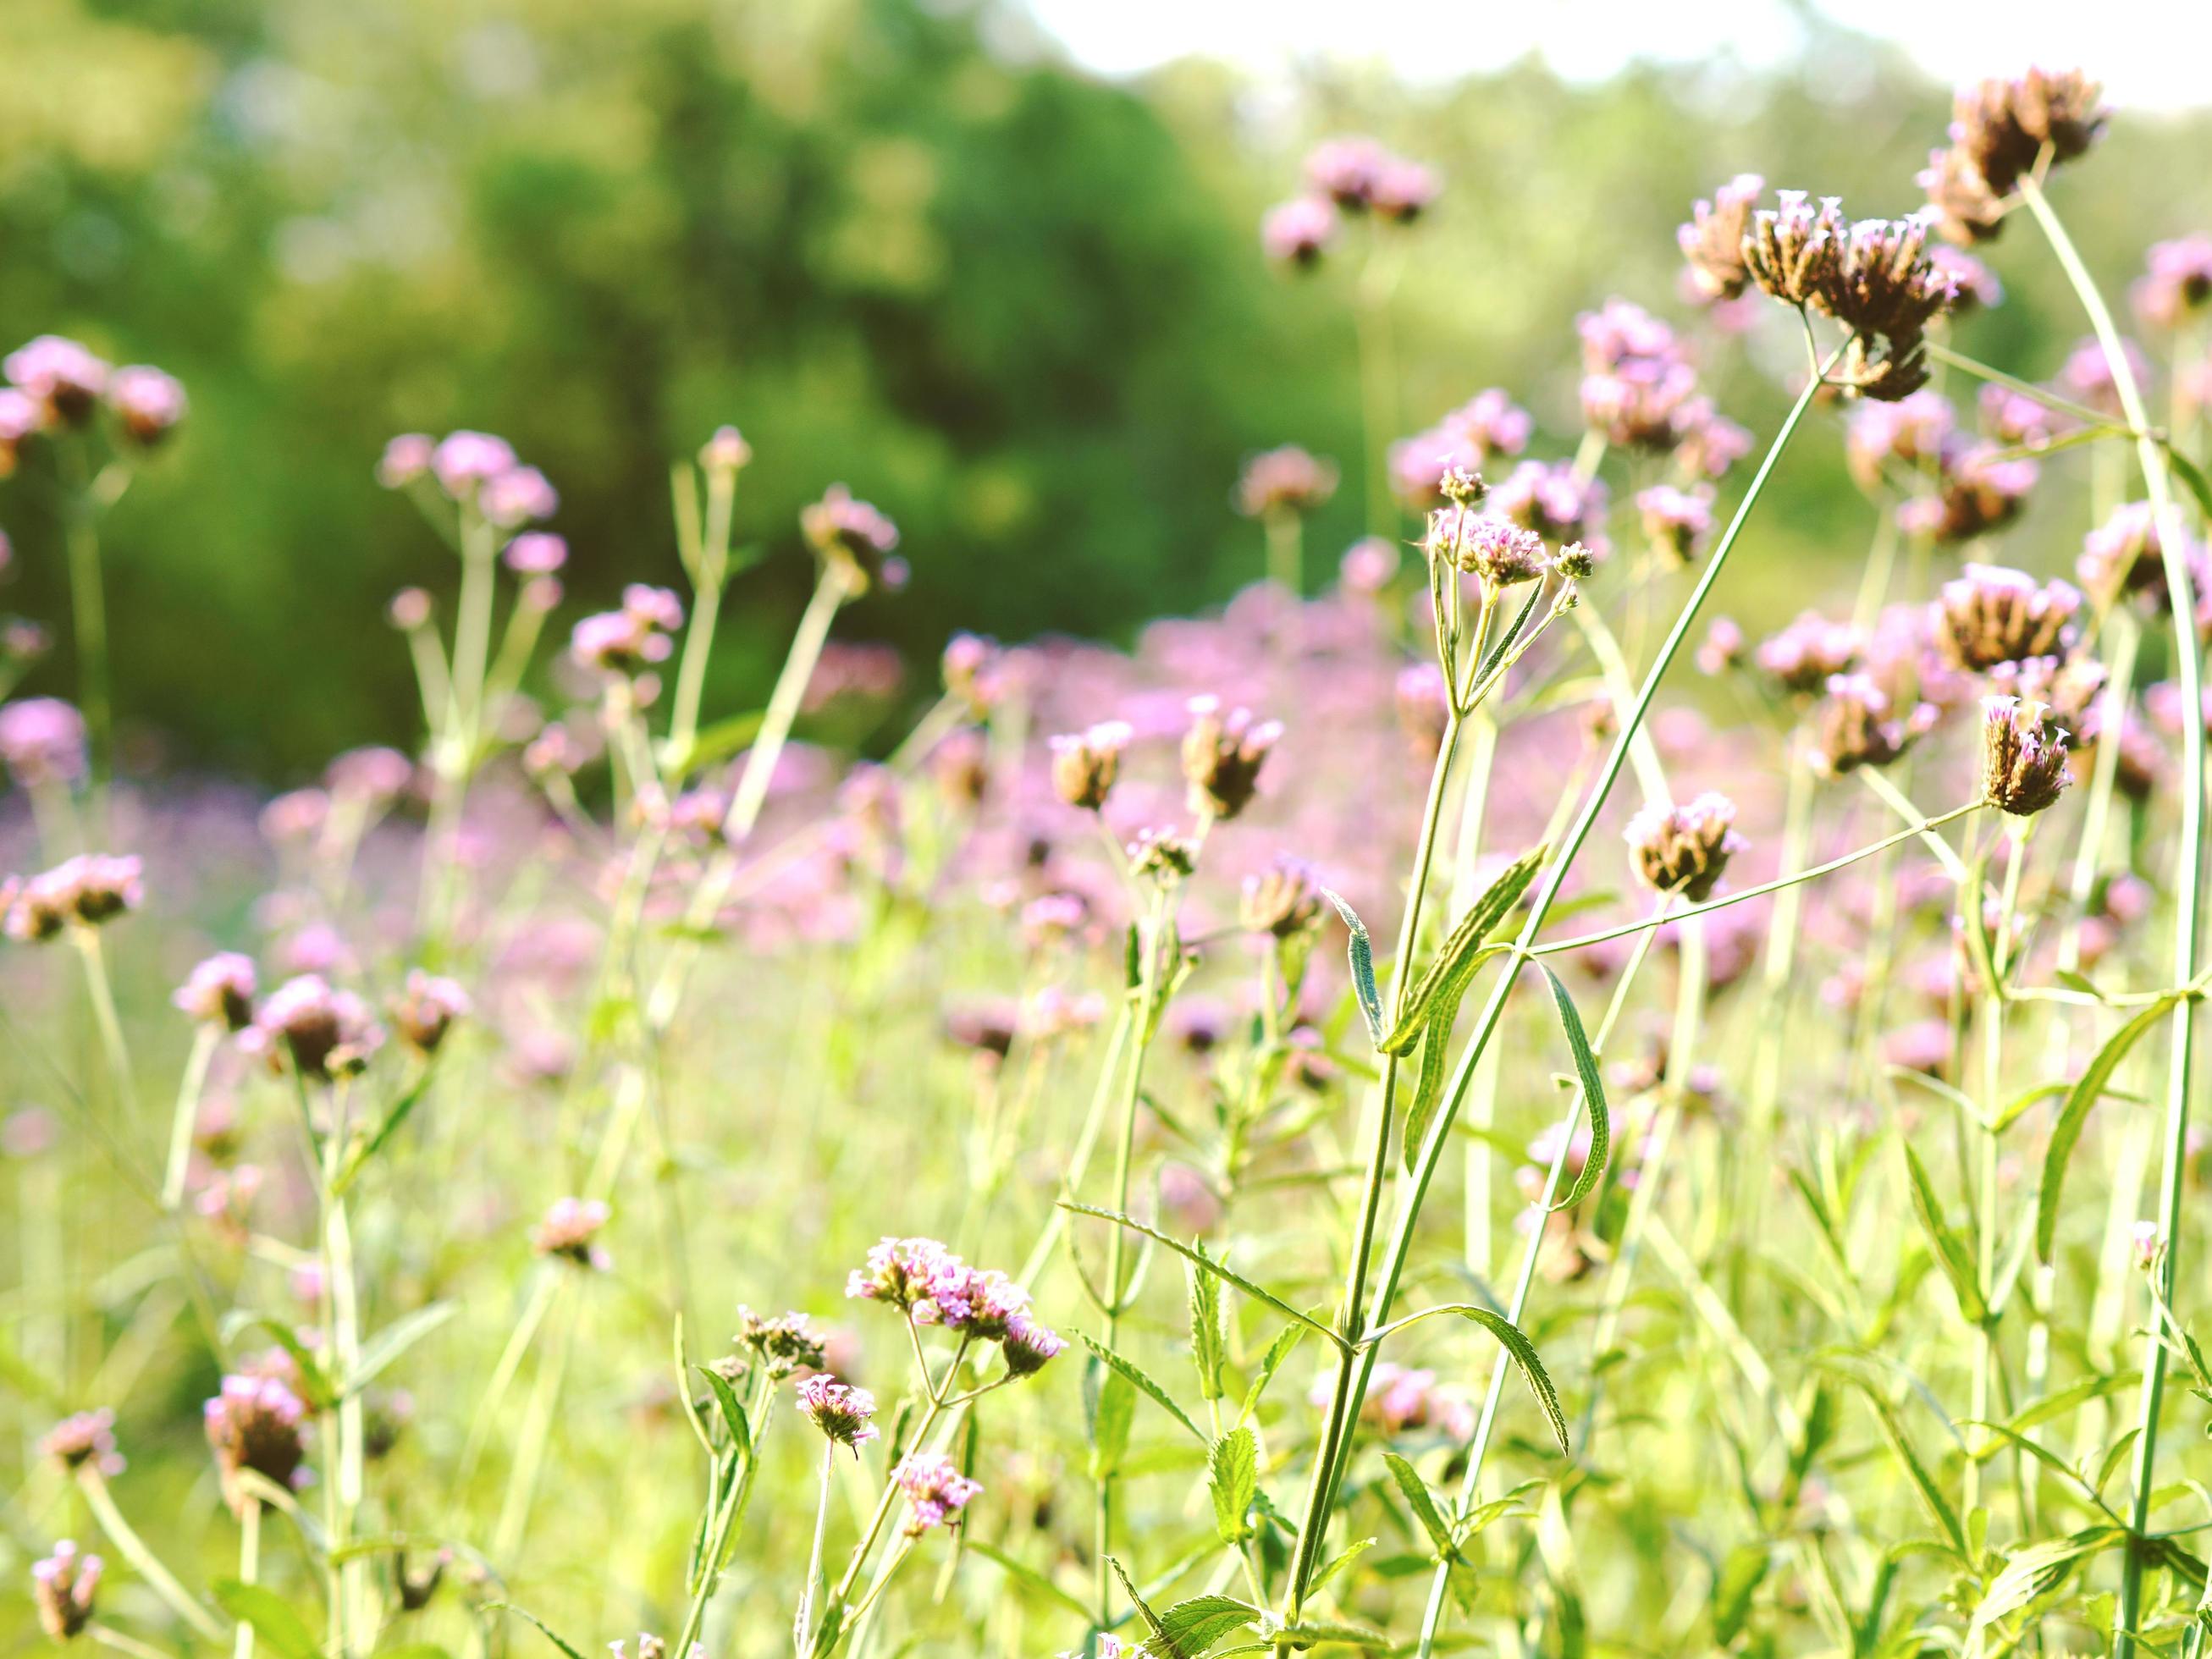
(1382, 1452, 1459, 1562)
(485, 1602, 593, 1659)
(1399, 1012, 1457, 1177)
(1959, 848, 2002, 998)
(1969, 1530, 2121, 1635)
(1899, 1143, 1988, 1326)
(1080, 1333, 1206, 1444)
(1209, 1427, 1258, 1545)
(2164, 443, 2212, 524)
(693, 1364, 752, 1458)
(1713, 1543, 1769, 1645)
(1321, 889, 1387, 1050)
(1155, 1594, 1265, 1658)
(1307, 1537, 1376, 1597)
(213, 1583, 321, 1659)
(1536, 963, 1609, 1211)
(1088, 1364, 1136, 1479)
(1277, 1618, 1391, 1649)
(333, 1071, 436, 1193)
(1238, 1323, 1309, 1425)
(1382, 846, 1545, 1055)
(1188, 1254, 1226, 1403)
(966, 1540, 1096, 1624)
(675, 708, 767, 774)
(1108, 1557, 1173, 1654)
(1058, 1203, 1343, 1348)
(1474, 582, 1549, 690)
(1369, 1304, 1569, 1455)
(346, 1301, 458, 1397)
(1845, 1383, 1967, 1559)
(2037, 993, 2183, 1261)
(221, 1314, 336, 1410)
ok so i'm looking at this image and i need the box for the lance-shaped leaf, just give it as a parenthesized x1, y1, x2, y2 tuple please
(214, 1584, 320, 1659)
(1058, 1202, 1343, 1348)
(1187, 1254, 1226, 1403)
(1362, 1304, 1569, 1454)
(2037, 991, 2184, 1262)
(1210, 1426, 1258, 1545)
(1900, 1144, 1988, 1326)
(1080, 1333, 1206, 1444)
(1536, 963, 1611, 1212)
(345, 1301, 459, 1398)
(1321, 890, 1385, 1049)
(1382, 846, 1545, 1057)
(1382, 1452, 1459, 1563)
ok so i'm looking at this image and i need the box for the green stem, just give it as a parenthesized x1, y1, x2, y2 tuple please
(76, 1469, 225, 1641)
(669, 467, 737, 769)
(2021, 176, 2206, 1659)
(795, 1439, 837, 1657)
(74, 929, 141, 1120)
(232, 1500, 260, 1659)
(63, 444, 113, 838)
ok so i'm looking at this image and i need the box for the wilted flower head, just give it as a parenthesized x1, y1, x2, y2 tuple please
(1262, 196, 1337, 267)
(1756, 611, 1864, 696)
(1743, 191, 1845, 310)
(1234, 446, 1338, 518)
(1049, 720, 1130, 812)
(1182, 697, 1281, 820)
(4, 855, 143, 942)
(0, 697, 88, 787)
(174, 953, 257, 1032)
(1240, 855, 1323, 938)
(797, 1374, 879, 1452)
(1812, 674, 1933, 777)
(1636, 484, 1714, 567)
(802, 485, 902, 593)
(1941, 70, 2107, 234)
(1980, 696, 2072, 816)
(30, 1540, 101, 1640)
(1825, 215, 1952, 398)
(1626, 792, 1746, 902)
(40, 1409, 124, 1476)
(734, 1307, 827, 1378)
(894, 1452, 982, 1535)
(204, 1374, 309, 1512)
(389, 970, 469, 1055)
(1679, 174, 1764, 302)
(108, 366, 186, 445)
(532, 1197, 612, 1270)
(4, 336, 110, 427)
(1934, 564, 2080, 671)
(251, 975, 381, 1079)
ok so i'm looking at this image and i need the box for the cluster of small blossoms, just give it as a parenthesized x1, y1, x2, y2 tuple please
(1678, 172, 1765, 302)
(801, 484, 903, 593)
(2058, 336, 2151, 420)
(1238, 855, 1323, 939)
(1048, 720, 1132, 812)
(1811, 674, 1935, 778)
(1896, 437, 2038, 545)
(733, 1306, 827, 1378)
(1636, 483, 1715, 567)
(608, 1634, 702, 1659)
(571, 585, 685, 679)
(3, 854, 143, 942)
(1980, 696, 2073, 816)
(1262, 135, 1438, 265)
(1, 335, 186, 466)
(30, 1540, 102, 1640)
(1388, 390, 1531, 508)
(204, 1373, 310, 1513)
(0, 697, 87, 786)
(1754, 611, 1865, 697)
(1576, 299, 1704, 455)
(389, 969, 470, 1055)
(1491, 460, 1610, 550)
(1933, 564, 2080, 673)
(2078, 500, 2209, 611)
(892, 1452, 984, 1536)
(1310, 1361, 1476, 1441)
(1181, 697, 1282, 820)
(378, 431, 558, 528)
(1845, 389, 1955, 492)
(40, 1408, 124, 1476)
(1233, 445, 1338, 518)
(1626, 792, 1746, 902)
(1919, 69, 2107, 245)
(245, 974, 383, 1080)
(532, 1197, 612, 1270)
(2132, 234, 2212, 329)
(797, 1374, 879, 1452)
(1425, 504, 1550, 590)
(845, 1237, 1064, 1378)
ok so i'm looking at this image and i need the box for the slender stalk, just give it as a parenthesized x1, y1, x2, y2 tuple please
(2021, 176, 2206, 1659)
(76, 1469, 225, 1640)
(795, 1440, 837, 1656)
(1263, 509, 1302, 598)
(669, 465, 738, 769)
(74, 929, 141, 1119)
(62, 444, 113, 838)
(162, 1027, 217, 1206)
(232, 1500, 260, 1659)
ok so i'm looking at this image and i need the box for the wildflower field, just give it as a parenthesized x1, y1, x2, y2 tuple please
(6, 40, 2212, 1659)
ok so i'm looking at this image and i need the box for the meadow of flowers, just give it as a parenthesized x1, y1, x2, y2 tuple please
(7, 64, 2212, 1659)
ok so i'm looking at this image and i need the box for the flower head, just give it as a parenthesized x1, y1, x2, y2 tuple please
(1980, 696, 2072, 816)
(1626, 793, 1746, 902)
(1756, 612, 1864, 697)
(532, 1197, 612, 1270)
(1743, 191, 1845, 310)
(1261, 196, 1337, 267)
(40, 1409, 124, 1476)
(2134, 235, 2212, 330)
(108, 366, 186, 444)
(430, 431, 518, 498)
(1240, 856, 1323, 939)
(797, 1374, 879, 1452)
(505, 532, 568, 575)
(1636, 484, 1714, 567)
(174, 953, 257, 1032)
(0, 697, 88, 788)
(1234, 447, 1338, 519)
(1181, 697, 1282, 820)
(1812, 674, 1933, 777)
(1679, 173, 1764, 302)
(204, 1374, 309, 1513)
(801, 486, 902, 593)
(4, 856, 143, 943)
(31, 1540, 102, 1640)
(4, 336, 110, 427)
(847, 1237, 957, 1315)
(251, 975, 382, 1080)
(734, 1307, 827, 1378)
(389, 970, 470, 1055)
(1048, 720, 1131, 813)
(378, 434, 434, 488)
(1000, 1314, 1066, 1378)
(894, 1452, 982, 1535)
(1934, 564, 2081, 671)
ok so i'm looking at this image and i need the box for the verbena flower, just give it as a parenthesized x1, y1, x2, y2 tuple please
(1921, 70, 2106, 245)
(1181, 697, 1281, 820)
(0, 697, 88, 788)
(505, 532, 568, 575)
(1845, 391, 1954, 492)
(481, 465, 558, 528)
(1626, 793, 1746, 902)
(999, 1314, 1066, 1378)
(250, 975, 383, 1080)
(1979, 696, 2072, 816)
(1742, 191, 1845, 310)
(1048, 721, 1131, 813)
(893, 1452, 982, 1535)
(532, 1197, 612, 1270)
(1812, 674, 1933, 777)
(1898, 438, 2037, 545)
(1636, 484, 1714, 567)
(376, 434, 433, 488)
(1389, 391, 1530, 508)
(2078, 500, 2208, 610)
(2133, 234, 2212, 329)
(108, 366, 186, 444)
(1261, 196, 1337, 267)
(389, 970, 470, 1055)
(1234, 446, 1337, 518)
(430, 431, 518, 498)
(30, 1540, 101, 1640)
(1933, 564, 2081, 672)
(734, 1307, 827, 1378)
(699, 425, 752, 474)
(174, 953, 257, 1032)
(4, 855, 144, 943)
(796, 1374, 879, 1452)
(801, 485, 902, 593)
(1678, 173, 1764, 302)
(204, 1374, 309, 1513)
(1304, 136, 1392, 211)
(1755, 612, 1864, 697)
(847, 1236, 957, 1315)
(40, 1409, 124, 1476)
(1491, 460, 1608, 549)
(4, 336, 110, 428)
(1239, 855, 1323, 938)
(1395, 664, 1450, 759)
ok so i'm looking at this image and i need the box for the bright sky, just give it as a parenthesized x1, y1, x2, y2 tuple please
(1020, 0, 2212, 112)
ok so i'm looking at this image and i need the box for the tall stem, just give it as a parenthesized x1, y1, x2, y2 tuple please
(670, 467, 737, 769)
(2021, 177, 2206, 1659)
(63, 444, 113, 840)
(76, 1469, 225, 1641)
(232, 1500, 260, 1659)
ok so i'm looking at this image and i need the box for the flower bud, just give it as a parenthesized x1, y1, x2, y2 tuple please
(1180, 697, 1281, 820)
(1979, 696, 2072, 816)
(1625, 792, 1746, 901)
(1048, 720, 1130, 813)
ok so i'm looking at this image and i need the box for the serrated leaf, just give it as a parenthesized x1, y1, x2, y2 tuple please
(1369, 1304, 1568, 1454)
(1321, 889, 1386, 1049)
(1536, 963, 1610, 1211)
(1210, 1427, 1258, 1545)
(1154, 1593, 1265, 1658)
(1188, 1254, 1226, 1404)
(1900, 1143, 1989, 1326)
(1059, 1203, 1342, 1347)
(1381, 846, 1545, 1055)
(1969, 1530, 2121, 1634)
(346, 1301, 458, 1397)
(1089, 1364, 1137, 1479)
(1399, 1012, 1458, 1177)
(693, 1364, 752, 1458)
(2037, 993, 2183, 1261)
(1081, 1334, 1206, 1444)
(213, 1583, 321, 1659)
(1238, 1323, 1309, 1425)
(1308, 1536, 1375, 1597)
(1382, 1452, 1459, 1562)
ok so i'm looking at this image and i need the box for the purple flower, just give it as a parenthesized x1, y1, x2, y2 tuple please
(389, 970, 469, 1055)
(797, 1374, 879, 1452)
(1678, 173, 1764, 302)
(1636, 484, 1715, 567)
(1626, 792, 1746, 902)
(250, 975, 383, 1080)
(1261, 196, 1337, 267)
(1181, 696, 1282, 820)
(1756, 611, 1865, 696)
(108, 366, 185, 444)
(893, 1452, 982, 1535)
(378, 434, 434, 488)
(1234, 446, 1338, 518)
(4, 335, 110, 427)
(31, 1540, 102, 1640)
(532, 1197, 612, 1270)
(505, 532, 568, 575)
(40, 1409, 124, 1476)
(847, 1236, 958, 1315)
(1492, 460, 1608, 549)
(700, 425, 752, 473)
(1048, 720, 1131, 812)
(174, 953, 257, 1032)
(1980, 696, 2071, 816)
(801, 486, 902, 593)
(0, 697, 88, 787)
(1304, 136, 1392, 211)
(1000, 1314, 1065, 1378)
(3, 855, 143, 942)
(1933, 563, 2080, 672)
(2132, 234, 2212, 330)
(481, 465, 559, 528)
(430, 431, 518, 497)
(204, 1374, 309, 1513)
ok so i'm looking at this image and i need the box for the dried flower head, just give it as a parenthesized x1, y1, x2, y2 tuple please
(31, 1540, 101, 1640)
(1679, 174, 1765, 302)
(1934, 564, 2081, 671)
(1239, 855, 1324, 938)
(532, 1197, 612, 1270)
(40, 1409, 124, 1476)
(1950, 69, 2107, 206)
(204, 1374, 309, 1513)
(1048, 720, 1131, 813)
(735, 1307, 827, 1378)
(894, 1452, 982, 1535)
(1181, 697, 1281, 820)
(1626, 792, 1746, 902)
(1812, 674, 1933, 777)
(797, 1374, 879, 1452)
(174, 953, 257, 1032)
(1743, 191, 1845, 310)
(1980, 696, 2072, 815)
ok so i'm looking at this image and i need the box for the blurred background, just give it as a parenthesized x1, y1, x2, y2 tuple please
(3, 0, 2209, 779)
